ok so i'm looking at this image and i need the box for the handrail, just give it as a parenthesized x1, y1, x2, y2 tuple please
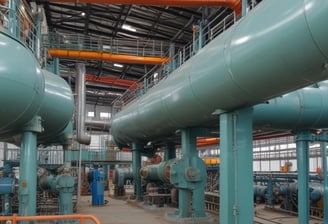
(112, 11, 236, 113)
(0, 214, 101, 224)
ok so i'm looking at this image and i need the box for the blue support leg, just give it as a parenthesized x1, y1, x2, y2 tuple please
(132, 143, 143, 200)
(220, 107, 253, 224)
(296, 131, 311, 224)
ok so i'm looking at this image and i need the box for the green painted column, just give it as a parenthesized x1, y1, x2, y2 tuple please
(296, 131, 311, 224)
(132, 143, 143, 200)
(179, 129, 198, 217)
(164, 142, 176, 161)
(321, 141, 328, 224)
(220, 107, 253, 224)
(19, 132, 38, 216)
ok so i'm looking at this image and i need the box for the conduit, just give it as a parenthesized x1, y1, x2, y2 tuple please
(85, 74, 137, 88)
(48, 49, 171, 65)
(75, 63, 91, 145)
(42, 0, 241, 15)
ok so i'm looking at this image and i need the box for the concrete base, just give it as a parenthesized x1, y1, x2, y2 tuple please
(165, 211, 214, 223)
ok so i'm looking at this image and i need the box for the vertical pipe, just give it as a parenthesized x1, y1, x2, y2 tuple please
(296, 131, 310, 224)
(321, 141, 328, 224)
(242, 0, 247, 17)
(19, 131, 37, 217)
(220, 107, 253, 224)
(132, 143, 142, 200)
(77, 143, 82, 205)
(76, 63, 91, 145)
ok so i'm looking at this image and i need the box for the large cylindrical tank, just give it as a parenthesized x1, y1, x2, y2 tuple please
(253, 81, 328, 130)
(112, 0, 328, 146)
(38, 70, 74, 142)
(0, 32, 44, 134)
(0, 32, 74, 144)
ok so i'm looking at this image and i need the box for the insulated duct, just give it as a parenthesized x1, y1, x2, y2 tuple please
(75, 63, 91, 145)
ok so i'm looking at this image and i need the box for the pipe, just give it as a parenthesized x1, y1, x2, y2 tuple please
(85, 74, 137, 88)
(0, 214, 101, 224)
(75, 63, 91, 145)
(111, 0, 328, 146)
(41, 0, 241, 15)
(85, 119, 111, 130)
(0, 0, 6, 4)
(48, 49, 171, 65)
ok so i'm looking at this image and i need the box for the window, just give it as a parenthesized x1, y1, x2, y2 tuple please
(100, 112, 111, 119)
(87, 111, 95, 117)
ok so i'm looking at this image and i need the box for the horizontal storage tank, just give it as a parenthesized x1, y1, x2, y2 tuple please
(0, 32, 74, 144)
(111, 0, 328, 146)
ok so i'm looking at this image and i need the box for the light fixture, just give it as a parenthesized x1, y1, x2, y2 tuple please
(122, 24, 136, 32)
(114, 63, 123, 68)
(81, 12, 86, 16)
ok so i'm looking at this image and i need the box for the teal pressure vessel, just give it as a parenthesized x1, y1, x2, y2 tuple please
(112, 0, 328, 146)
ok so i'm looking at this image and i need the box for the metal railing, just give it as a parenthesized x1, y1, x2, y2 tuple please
(112, 12, 236, 113)
(0, 0, 41, 59)
(43, 32, 171, 58)
(0, 213, 101, 224)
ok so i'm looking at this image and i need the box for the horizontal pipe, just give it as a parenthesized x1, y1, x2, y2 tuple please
(85, 74, 137, 88)
(85, 119, 111, 130)
(41, 0, 241, 14)
(0, 0, 6, 4)
(48, 49, 171, 65)
(111, 0, 328, 146)
(0, 214, 100, 224)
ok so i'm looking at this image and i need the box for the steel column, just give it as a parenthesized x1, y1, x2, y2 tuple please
(164, 142, 176, 160)
(132, 143, 143, 200)
(19, 131, 38, 216)
(296, 131, 311, 224)
(220, 107, 253, 224)
(321, 141, 328, 224)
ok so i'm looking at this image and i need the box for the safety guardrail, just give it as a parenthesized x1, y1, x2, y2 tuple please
(112, 11, 236, 113)
(0, 0, 41, 60)
(0, 213, 101, 224)
(43, 33, 171, 58)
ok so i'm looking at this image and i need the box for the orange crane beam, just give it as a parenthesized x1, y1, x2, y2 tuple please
(85, 74, 138, 88)
(48, 49, 171, 65)
(41, 0, 241, 15)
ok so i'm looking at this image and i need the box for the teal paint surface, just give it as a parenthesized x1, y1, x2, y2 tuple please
(220, 108, 253, 224)
(0, 32, 74, 145)
(112, 0, 328, 146)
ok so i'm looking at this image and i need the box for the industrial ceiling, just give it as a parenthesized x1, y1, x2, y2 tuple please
(32, 0, 262, 106)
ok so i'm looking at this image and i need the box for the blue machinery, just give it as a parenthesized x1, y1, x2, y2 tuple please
(111, 0, 328, 223)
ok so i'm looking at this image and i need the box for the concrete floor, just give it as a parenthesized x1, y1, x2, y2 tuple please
(76, 194, 218, 224)
(76, 194, 323, 224)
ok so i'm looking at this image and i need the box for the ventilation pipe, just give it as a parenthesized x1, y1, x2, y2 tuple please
(75, 63, 91, 145)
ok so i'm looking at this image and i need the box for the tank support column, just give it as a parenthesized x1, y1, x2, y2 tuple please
(219, 107, 253, 224)
(132, 143, 143, 200)
(19, 116, 42, 217)
(296, 131, 311, 224)
(164, 142, 176, 161)
(168, 128, 208, 220)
